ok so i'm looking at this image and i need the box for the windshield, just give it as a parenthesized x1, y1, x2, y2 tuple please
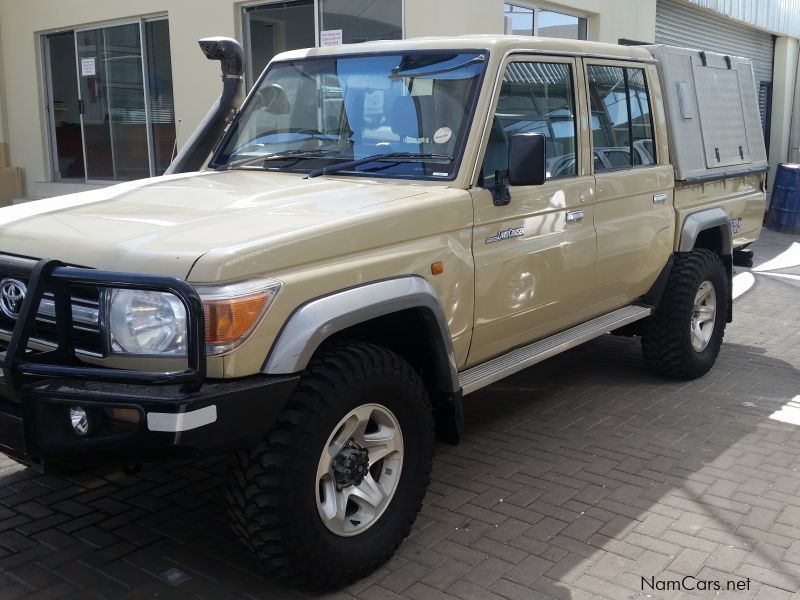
(213, 51, 487, 180)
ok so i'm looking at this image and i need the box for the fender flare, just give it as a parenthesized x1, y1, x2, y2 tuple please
(678, 207, 732, 256)
(262, 276, 460, 394)
(677, 206, 734, 322)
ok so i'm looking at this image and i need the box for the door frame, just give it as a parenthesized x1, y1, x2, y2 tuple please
(41, 33, 71, 181)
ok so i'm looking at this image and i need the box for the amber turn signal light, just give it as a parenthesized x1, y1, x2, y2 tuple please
(105, 407, 141, 424)
(195, 278, 282, 355)
(203, 293, 269, 345)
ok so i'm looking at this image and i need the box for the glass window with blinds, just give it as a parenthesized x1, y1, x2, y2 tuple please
(44, 17, 176, 182)
(144, 19, 177, 175)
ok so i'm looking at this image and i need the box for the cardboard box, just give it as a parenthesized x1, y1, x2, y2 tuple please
(0, 167, 24, 207)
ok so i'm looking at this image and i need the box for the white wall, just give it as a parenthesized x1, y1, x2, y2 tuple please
(0, 0, 660, 195)
(768, 36, 800, 193)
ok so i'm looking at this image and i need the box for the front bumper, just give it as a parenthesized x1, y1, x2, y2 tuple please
(0, 373, 298, 471)
(0, 255, 298, 472)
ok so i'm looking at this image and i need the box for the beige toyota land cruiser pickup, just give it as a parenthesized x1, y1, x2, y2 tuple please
(0, 36, 766, 586)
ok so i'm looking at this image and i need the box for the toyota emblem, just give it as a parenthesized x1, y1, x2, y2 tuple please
(0, 278, 27, 319)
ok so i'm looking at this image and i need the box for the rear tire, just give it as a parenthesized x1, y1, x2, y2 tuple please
(226, 341, 433, 588)
(641, 249, 728, 379)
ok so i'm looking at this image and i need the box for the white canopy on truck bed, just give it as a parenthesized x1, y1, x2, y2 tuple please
(644, 44, 768, 184)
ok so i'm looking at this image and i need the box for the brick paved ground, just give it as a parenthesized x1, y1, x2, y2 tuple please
(1, 229, 799, 600)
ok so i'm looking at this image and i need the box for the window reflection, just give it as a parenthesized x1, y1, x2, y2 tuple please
(504, 4, 587, 40)
(538, 10, 587, 40)
(504, 4, 534, 36)
(588, 65, 656, 171)
(216, 52, 486, 180)
(483, 61, 577, 184)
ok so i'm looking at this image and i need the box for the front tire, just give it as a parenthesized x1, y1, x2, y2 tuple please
(226, 341, 433, 588)
(641, 249, 729, 379)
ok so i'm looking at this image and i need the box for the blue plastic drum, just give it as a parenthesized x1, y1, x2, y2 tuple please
(767, 163, 800, 234)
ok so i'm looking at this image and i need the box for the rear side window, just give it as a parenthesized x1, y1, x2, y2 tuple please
(587, 65, 656, 172)
(482, 61, 578, 185)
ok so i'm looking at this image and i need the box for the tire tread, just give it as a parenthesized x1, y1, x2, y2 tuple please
(641, 249, 728, 379)
(226, 341, 433, 588)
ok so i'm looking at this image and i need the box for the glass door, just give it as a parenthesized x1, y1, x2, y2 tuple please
(44, 31, 85, 180)
(76, 23, 150, 181)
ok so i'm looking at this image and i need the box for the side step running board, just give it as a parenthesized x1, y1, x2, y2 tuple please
(459, 305, 652, 395)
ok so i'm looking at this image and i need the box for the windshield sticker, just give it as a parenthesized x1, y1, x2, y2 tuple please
(432, 172, 449, 177)
(485, 227, 525, 244)
(433, 127, 453, 144)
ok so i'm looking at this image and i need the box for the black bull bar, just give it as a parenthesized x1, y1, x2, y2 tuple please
(0, 255, 206, 393)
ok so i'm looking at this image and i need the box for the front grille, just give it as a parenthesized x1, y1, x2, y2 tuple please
(0, 275, 104, 356)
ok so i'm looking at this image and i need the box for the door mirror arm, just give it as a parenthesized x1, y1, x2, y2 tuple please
(490, 170, 511, 206)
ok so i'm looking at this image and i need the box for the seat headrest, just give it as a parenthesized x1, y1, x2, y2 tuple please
(390, 95, 433, 139)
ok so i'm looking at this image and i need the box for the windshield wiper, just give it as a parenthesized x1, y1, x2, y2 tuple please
(224, 149, 328, 170)
(307, 152, 452, 178)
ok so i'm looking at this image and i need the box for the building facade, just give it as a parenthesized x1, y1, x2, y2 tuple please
(0, 0, 797, 201)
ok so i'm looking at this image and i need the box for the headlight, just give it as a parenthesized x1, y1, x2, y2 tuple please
(196, 278, 282, 355)
(109, 290, 188, 355)
(106, 278, 281, 357)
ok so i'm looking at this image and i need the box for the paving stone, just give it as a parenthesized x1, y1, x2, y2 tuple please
(0, 230, 797, 599)
(669, 548, 710, 576)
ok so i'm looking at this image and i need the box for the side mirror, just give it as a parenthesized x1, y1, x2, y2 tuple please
(508, 132, 546, 186)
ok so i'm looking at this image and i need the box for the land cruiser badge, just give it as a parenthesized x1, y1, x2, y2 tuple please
(485, 227, 525, 244)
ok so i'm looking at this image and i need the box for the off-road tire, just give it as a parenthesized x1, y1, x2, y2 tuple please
(641, 249, 728, 379)
(226, 341, 433, 588)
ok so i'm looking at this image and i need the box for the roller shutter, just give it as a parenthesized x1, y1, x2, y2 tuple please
(655, 0, 774, 137)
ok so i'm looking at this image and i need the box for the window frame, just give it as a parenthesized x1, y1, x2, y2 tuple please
(584, 60, 658, 175)
(478, 54, 583, 186)
(503, 2, 588, 40)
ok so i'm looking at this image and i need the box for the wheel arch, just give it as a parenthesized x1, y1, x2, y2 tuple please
(677, 207, 734, 322)
(678, 207, 733, 256)
(262, 276, 464, 443)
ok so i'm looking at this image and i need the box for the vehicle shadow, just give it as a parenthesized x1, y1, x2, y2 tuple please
(428, 335, 800, 600)
(0, 334, 797, 599)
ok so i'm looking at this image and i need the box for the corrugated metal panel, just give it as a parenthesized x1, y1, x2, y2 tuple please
(686, 0, 800, 39)
(504, 62, 627, 86)
(504, 62, 569, 85)
(655, 0, 774, 85)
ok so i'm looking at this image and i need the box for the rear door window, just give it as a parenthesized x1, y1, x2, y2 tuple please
(587, 64, 656, 172)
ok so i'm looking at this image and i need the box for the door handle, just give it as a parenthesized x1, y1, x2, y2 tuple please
(653, 193, 668, 204)
(566, 210, 584, 223)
